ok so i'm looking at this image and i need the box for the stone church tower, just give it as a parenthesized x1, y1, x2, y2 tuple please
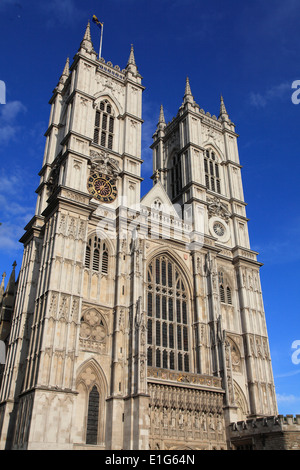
(0, 22, 278, 450)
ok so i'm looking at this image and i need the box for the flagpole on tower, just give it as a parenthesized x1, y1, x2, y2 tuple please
(92, 15, 104, 59)
(99, 22, 104, 59)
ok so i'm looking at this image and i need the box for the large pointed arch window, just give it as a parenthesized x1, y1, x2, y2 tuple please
(85, 235, 109, 274)
(147, 255, 190, 372)
(204, 149, 221, 194)
(93, 100, 114, 150)
(86, 385, 100, 445)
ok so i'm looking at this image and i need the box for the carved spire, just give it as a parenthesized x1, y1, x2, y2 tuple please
(62, 57, 70, 78)
(58, 57, 70, 86)
(0, 272, 6, 289)
(185, 76, 192, 96)
(127, 44, 136, 66)
(126, 44, 138, 76)
(0, 263, 16, 339)
(78, 20, 95, 54)
(158, 104, 165, 123)
(83, 20, 92, 43)
(157, 104, 166, 130)
(219, 95, 229, 121)
(183, 76, 194, 104)
(5, 261, 16, 296)
(0, 272, 6, 305)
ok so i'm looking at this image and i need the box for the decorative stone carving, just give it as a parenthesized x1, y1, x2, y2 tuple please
(118, 309, 125, 332)
(59, 295, 69, 319)
(71, 298, 79, 320)
(78, 220, 86, 238)
(64, 190, 87, 204)
(227, 337, 242, 373)
(147, 367, 222, 389)
(67, 217, 76, 238)
(234, 383, 249, 421)
(58, 214, 67, 234)
(89, 150, 121, 179)
(46, 159, 61, 196)
(79, 308, 108, 352)
(207, 196, 231, 222)
(148, 383, 226, 449)
(48, 292, 58, 318)
(225, 339, 235, 405)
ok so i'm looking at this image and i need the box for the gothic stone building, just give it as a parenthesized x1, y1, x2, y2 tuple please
(0, 22, 283, 450)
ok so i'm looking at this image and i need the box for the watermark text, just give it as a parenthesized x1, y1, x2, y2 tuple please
(291, 80, 300, 104)
(0, 80, 5, 104)
(291, 340, 300, 365)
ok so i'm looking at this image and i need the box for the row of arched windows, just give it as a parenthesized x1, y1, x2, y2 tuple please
(84, 235, 109, 274)
(94, 102, 222, 197)
(93, 100, 114, 150)
(168, 148, 222, 200)
(204, 149, 221, 194)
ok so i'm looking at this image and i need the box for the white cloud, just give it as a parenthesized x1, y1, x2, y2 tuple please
(276, 393, 300, 403)
(0, 100, 26, 122)
(0, 102, 33, 251)
(249, 82, 291, 108)
(0, 223, 24, 252)
(274, 368, 300, 379)
(0, 125, 18, 145)
(0, 100, 26, 145)
(0, 167, 32, 196)
(0, 166, 36, 253)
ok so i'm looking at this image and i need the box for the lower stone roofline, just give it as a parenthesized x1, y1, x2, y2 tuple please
(230, 414, 300, 434)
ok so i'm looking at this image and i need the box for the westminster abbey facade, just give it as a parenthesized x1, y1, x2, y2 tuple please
(0, 22, 279, 450)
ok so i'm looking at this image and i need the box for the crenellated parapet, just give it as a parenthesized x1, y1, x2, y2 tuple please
(231, 414, 300, 432)
(229, 415, 300, 450)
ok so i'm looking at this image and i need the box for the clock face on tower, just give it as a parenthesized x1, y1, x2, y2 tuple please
(213, 222, 225, 237)
(87, 172, 118, 203)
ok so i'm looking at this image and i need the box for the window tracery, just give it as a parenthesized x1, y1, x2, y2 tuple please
(76, 360, 106, 446)
(93, 100, 114, 150)
(204, 149, 221, 194)
(147, 255, 190, 372)
(85, 235, 109, 274)
(79, 308, 107, 343)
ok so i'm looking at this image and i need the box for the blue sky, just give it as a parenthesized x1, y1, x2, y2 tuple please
(0, 0, 300, 416)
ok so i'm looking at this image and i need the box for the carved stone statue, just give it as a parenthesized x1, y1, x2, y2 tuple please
(207, 196, 231, 221)
(89, 150, 121, 179)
